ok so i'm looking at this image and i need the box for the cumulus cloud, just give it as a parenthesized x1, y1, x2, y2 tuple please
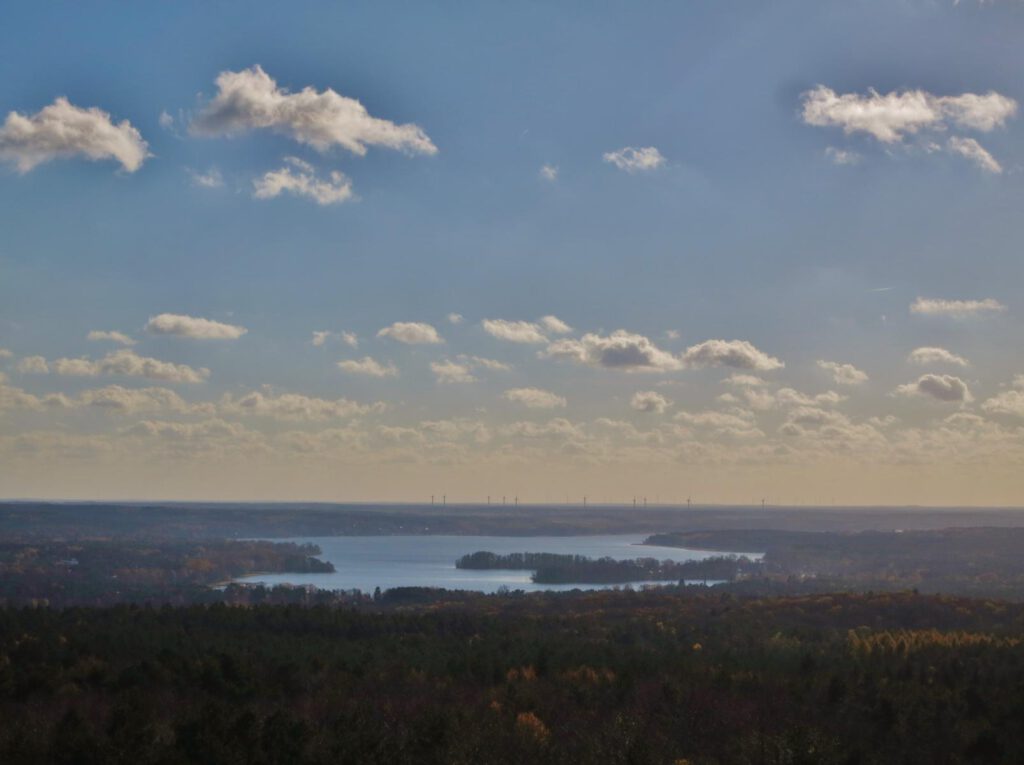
(253, 157, 353, 205)
(602, 146, 665, 173)
(910, 297, 1006, 318)
(447, 313, 463, 325)
(76, 385, 207, 415)
(724, 373, 767, 387)
(431, 359, 476, 384)
(539, 164, 558, 181)
(947, 136, 1002, 173)
(817, 360, 869, 385)
(188, 167, 224, 188)
(982, 389, 1024, 418)
(51, 350, 209, 384)
(542, 330, 683, 372)
(908, 347, 969, 367)
(801, 85, 1016, 143)
(16, 356, 49, 374)
(220, 390, 384, 421)
(145, 313, 247, 340)
(190, 65, 437, 156)
(0, 97, 148, 173)
(482, 319, 548, 344)
(377, 322, 442, 345)
(539, 315, 572, 334)
(738, 385, 846, 412)
(459, 355, 510, 372)
(312, 330, 357, 348)
(87, 330, 135, 346)
(682, 339, 783, 371)
(631, 390, 672, 413)
(675, 408, 763, 439)
(0, 349, 11, 359)
(337, 356, 398, 378)
(503, 387, 567, 409)
(0, 375, 69, 412)
(825, 147, 861, 165)
(895, 374, 972, 403)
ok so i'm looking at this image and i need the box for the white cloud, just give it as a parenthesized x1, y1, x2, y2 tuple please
(982, 389, 1024, 418)
(0, 375, 69, 412)
(895, 374, 972, 403)
(76, 385, 206, 415)
(631, 390, 672, 413)
(817, 360, 869, 385)
(738, 385, 846, 411)
(87, 330, 135, 346)
(910, 297, 1006, 318)
(337, 356, 398, 378)
(724, 373, 767, 387)
(947, 136, 1002, 173)
(539, 164, 558, 181)
(313, 330, 359, 348)
(482, 319, 548, 344)
(542, 330, 683, 372)
(158, 111, 174, 130)
(145, 313, 247, 340)
(602, 146, 665, 173)
(801, 85, 1017, 143)
(908, 347, 969, 367)
(459, 355, 510, 372)
(253, 157, 353, 205)
(0, 97, 148, 173)
(188, 167, 224, 188)
(220, 390, 384, 421)
(377, 322, 442, 345)
(447, 313, 464, 325)
(682, 339, 783, 371)
(190, 65, 437, 156)
(51, 350, 209, 384)
(539, 315, 572, 334)
(503, 387, 567, 409)
(16, 356, 49, 374)
(431, 359, 476, 384)
(0, 349, 11, 359)
(675, 408, 763, 439)
(825, 147, 861, 165)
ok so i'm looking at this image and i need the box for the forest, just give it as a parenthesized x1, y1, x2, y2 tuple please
(647, 527, 1024, 600)
(2, 590, 1023, 764)
(0, 540, 333, 607)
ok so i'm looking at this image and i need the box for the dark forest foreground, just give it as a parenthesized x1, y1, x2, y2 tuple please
(2, 590, 1023, 764)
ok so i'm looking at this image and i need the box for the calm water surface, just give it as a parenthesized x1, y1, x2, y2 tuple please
(236, 534, 751, 593)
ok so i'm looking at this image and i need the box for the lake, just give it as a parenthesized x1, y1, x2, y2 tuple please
(235, 534, 752, 593)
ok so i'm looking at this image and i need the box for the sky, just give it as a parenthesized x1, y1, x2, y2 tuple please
(2, 0, 1024, 505)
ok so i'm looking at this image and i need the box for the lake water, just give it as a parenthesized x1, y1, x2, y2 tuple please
(235, 534, 750, 593)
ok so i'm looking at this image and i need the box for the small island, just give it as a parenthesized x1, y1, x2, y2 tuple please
(455, 550, 757, 584)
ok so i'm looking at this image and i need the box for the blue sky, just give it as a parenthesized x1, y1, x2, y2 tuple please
(2, 1, 1024, 504)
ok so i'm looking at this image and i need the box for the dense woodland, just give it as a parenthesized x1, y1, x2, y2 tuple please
(0, 540, 332, 607)
(2, 591, 1024, 764)
(648, 527, 1024, 600)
